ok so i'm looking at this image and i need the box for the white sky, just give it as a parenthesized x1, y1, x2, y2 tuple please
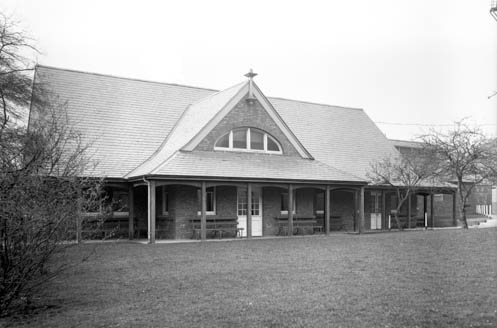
(3, 0, 497, 140)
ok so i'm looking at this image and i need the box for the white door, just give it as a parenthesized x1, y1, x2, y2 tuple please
(370, 191, 382, 230)
(237, 187, 263, 237)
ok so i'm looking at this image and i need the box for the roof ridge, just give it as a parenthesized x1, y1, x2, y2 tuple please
(268, 95, 363, 111)
(186, 81, 247, 108)
(36, 64, 219, 92)
(37, 65, 364, 111)
(389, 138, 422, 143)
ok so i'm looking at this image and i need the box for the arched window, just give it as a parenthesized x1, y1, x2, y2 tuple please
(214, 128, 282, 154)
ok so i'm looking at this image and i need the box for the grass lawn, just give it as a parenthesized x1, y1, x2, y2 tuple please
(3, 228, 497, 327)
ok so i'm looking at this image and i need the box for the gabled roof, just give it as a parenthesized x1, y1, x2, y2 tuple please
(32, 65, 398, 181)
(33, 65, 216, 177)
(126, 81, 248, 177)
(181, 81, 314, 159)
(269, 98, 398, 179)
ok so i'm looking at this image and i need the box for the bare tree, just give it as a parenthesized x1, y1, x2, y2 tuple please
(0, 14, 102, 315)
(367, 148, 436, 230)
(419, 121, 497, 229)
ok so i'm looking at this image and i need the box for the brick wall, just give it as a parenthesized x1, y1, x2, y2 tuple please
(194, 96, 301, 157)
(170, 185, 238, 239)
(330, 190, 356, 231)
(262, 187, 321, 235)
(171, 185, 198, 239)
(262, 187, 281, 235)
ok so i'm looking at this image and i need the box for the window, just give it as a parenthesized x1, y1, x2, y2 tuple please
(237, 189, 260, 216)
(197, 187, 216, 215)
(214, 128, 282, 154)
(217, 133, 229, 148)
(250, 129, 264, 150)
(162, 189, 169, 215)
(111, 191, 129, 213)
(233, 129, 247, 149)
(315, 192, 324, 214)
(280, 192, 296, 214)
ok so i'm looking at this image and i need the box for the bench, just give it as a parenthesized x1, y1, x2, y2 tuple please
(316, 214, 347, 231)
(191, 218, 244, 239)
(80, 212, 129, 239)
(389, 215, 427, 229)
(276, 215, 323, 235)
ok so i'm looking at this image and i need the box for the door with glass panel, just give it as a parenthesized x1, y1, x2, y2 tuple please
(237, 187, 263, 237)
(370, 191, 382, 229)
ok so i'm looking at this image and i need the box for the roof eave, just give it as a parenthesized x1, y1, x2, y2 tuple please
(126, 174, 367, 186)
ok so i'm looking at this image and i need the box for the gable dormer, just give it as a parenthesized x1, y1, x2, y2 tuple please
(193, 94, 300, 156)
(126, 70, 313, 178)
(184, 70, 312, 159)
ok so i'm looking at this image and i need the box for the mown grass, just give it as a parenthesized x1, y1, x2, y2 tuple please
(3, 228, 497, 327)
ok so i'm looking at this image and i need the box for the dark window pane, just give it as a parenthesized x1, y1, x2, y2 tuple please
(206, 192, 213, 212)
(267, 136, 280, 151)
(316, 192, 324, 212)
(250, 129, 264, 150)
(281, 193, 288, 211)
(163, 191, 168, 213)
(233, 129, 247, 149)
(198, 187, 215, 213)
(216, 133, 229, 148)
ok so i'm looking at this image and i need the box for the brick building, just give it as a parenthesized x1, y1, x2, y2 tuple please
(30, 66, 458, 242)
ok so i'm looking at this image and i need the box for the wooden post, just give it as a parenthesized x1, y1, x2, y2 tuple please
(359, 187, 365, 233)
(452, 191, 457, 226)
(247, 183, 252, 239)
(430, 193, 434, 228)
(353, 189, 358, 232)
(147, 180, 156, 244)
(381, 190, 386, 230)
(128, 185, 134, 240)
(76, 196, 82, 244)
(407, 193, 411, 229)
(288, 184, 293, 236)
(325, 186, 330, 235)
(201, 182, 207, 241)
(423, 194, 428, 229)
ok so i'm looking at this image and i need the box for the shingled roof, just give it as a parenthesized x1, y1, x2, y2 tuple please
(149, 151, 363, 183)
(32, 65, 398, 182)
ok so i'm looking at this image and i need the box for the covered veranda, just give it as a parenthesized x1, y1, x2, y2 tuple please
(92, 177, 369, 243)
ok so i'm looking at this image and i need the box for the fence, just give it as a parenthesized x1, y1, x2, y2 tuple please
(476, 204, 492, 216)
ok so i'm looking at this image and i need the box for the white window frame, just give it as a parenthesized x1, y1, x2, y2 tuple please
(214, 128, 282, 154)
(197, 187, 216, 216)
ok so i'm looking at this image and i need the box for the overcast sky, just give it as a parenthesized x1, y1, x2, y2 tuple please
(3, 0, 496, 140)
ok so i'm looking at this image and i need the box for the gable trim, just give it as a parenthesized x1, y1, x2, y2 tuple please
(181, 83, 249, 151)
(183, 82, 313, 159)
(252, 83, 313, 159)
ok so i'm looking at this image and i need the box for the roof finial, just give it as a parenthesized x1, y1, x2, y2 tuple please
(244, 69, 257, 80)
(244, 69, 257, 105)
